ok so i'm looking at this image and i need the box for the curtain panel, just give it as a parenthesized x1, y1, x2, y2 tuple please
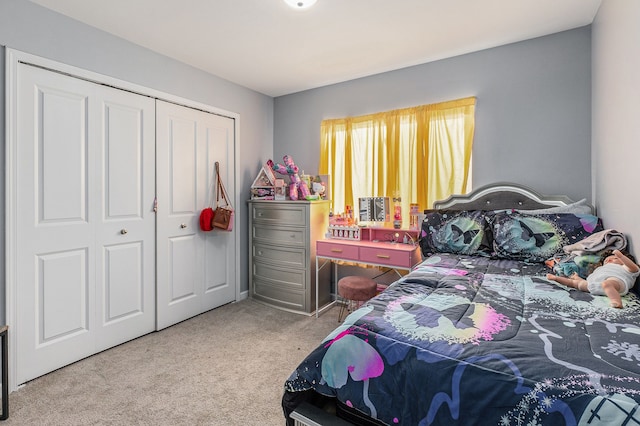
(319, 97, 476, 223)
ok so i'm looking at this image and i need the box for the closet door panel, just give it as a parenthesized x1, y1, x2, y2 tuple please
(104, 102, 145, 218)
(103, 243, 144, 320)
(95, 88, 156, 350)
(168, 236, 198, 301)
(156, 101, 203, 329)
(39, 87, 88, 222)
(169, 118, 198, 214)
(16, 64, 96, 384)
(38, 249, 89, 341)
(202, 120, 236, 306)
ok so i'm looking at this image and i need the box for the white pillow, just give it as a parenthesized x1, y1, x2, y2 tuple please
(518, 198, 592, 215)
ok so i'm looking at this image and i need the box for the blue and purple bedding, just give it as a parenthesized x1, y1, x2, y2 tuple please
(284, 253, 640, 425)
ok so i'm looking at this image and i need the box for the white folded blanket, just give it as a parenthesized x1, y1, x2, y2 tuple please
(563, 229, 627, 255)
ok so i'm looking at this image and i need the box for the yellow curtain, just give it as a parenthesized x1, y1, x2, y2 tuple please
(319, 97, 476, 224)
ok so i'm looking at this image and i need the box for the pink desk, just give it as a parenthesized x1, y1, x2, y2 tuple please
(315, 228, 421, 317)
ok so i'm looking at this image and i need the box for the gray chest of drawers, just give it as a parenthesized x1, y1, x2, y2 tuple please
(248, 200, 330, 314)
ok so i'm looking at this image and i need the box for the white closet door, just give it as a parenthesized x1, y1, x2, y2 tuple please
(14, 63, 156, 384)
(156, 100, 236, 330)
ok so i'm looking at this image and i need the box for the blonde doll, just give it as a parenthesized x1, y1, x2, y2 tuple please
(546, 249, 639, 308)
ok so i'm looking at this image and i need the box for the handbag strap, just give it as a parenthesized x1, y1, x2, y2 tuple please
(206, 166, 216, 208)
(215, 162, 233, 209)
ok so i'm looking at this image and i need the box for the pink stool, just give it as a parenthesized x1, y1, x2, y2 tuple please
(337, 276, 377, 322)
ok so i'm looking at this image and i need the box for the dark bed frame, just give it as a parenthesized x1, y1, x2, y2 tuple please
(286, 182, 590, 426)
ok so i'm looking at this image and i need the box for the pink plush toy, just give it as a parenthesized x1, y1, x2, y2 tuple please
(267, 155, 310, 201)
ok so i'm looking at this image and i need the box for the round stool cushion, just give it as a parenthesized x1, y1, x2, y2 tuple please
(338, 276, 377, 302)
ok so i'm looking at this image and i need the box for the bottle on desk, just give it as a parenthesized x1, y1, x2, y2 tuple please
(409, 203, 420, 230)
(393, 197, 402, 229)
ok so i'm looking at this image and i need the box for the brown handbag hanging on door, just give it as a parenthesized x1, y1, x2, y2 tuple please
(212, 161, 234, 231)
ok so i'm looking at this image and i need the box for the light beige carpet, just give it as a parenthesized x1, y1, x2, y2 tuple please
(5, 299, 340, 425)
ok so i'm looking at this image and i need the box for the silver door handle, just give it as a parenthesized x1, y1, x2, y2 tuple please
(120, 229, 128, 235)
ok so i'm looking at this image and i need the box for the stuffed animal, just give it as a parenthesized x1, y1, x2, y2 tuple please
(546, 254, 602, 278)
(311, 181, 326, 198)
(267, 155, 310, 201)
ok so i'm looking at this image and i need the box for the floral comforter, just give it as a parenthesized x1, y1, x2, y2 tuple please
(284, 253, 640, 425)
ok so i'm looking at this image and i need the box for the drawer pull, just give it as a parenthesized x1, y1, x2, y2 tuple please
(376, 254, 391, 259)
(330, 248, 343, 253)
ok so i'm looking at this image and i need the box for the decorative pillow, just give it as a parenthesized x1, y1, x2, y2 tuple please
(419, 210, 492, 257)
(489, 211, 604, 262)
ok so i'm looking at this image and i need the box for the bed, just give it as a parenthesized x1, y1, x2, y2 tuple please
(283, 183, 640, 425)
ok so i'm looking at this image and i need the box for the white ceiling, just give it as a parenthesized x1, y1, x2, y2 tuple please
(28, 0, 602, 97)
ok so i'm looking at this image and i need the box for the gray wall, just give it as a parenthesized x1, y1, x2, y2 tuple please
(274, 27, 592, 204)
(0, 0, 275, 321)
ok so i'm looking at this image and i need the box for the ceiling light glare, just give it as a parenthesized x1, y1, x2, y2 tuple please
(283, 0, 317, 10)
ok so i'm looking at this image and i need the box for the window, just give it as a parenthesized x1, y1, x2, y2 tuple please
(319, 97, 476, 224)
